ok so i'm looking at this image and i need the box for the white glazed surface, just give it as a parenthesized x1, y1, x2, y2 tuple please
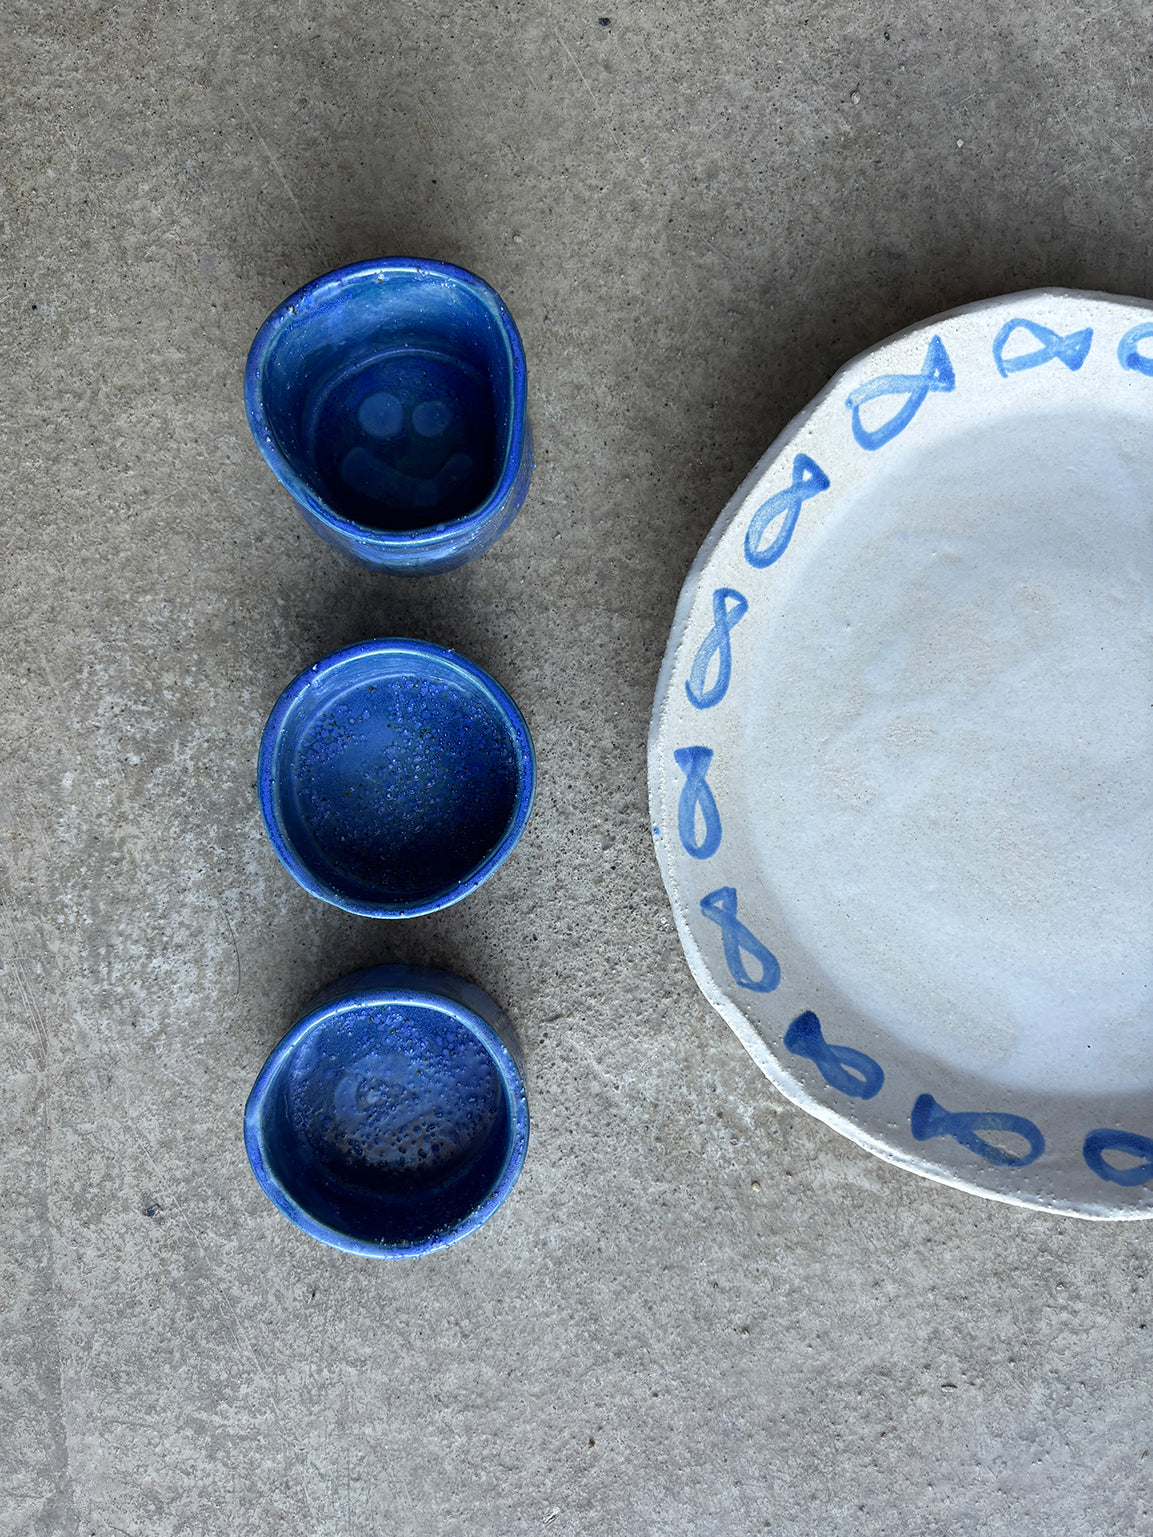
(650, 289, 1153, 1218)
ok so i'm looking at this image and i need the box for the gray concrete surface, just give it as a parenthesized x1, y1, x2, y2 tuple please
(3, 2, 1152, 1533)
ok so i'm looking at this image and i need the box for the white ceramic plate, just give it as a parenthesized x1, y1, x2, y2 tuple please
(650, 289, 1153, 1218)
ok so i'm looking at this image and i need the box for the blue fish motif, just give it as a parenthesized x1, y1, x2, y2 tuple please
(845, 335, 955, 451)
(674, 746, 722, 860)
(992, 318, 1092, 377)
(699, 887, 780, 993)
(744, 454, 830, 568)
(1117, 322, 1153, 377)
(783, 1011, 884, 1100)
(685, 587, 748, 710)
(1083, 1128, 1153, 1187)
(910, 1093, 1044, 1168)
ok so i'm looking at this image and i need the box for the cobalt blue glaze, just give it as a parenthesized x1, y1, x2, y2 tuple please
(744, 453, 830, 567)
(1118, 321, 1153, 375)
(244, 259, 533, 575)
(844, 334, 955, 451)
(675, 745, 721, 859)
(783, 1011, 885, 1101)
(910, 1093, 1045, 1169)
(685, 587, 747, 710)
(258, 639, 535, 917)
(992, 318, 1092, 376)
(1083, 1128, 1153, 1187)
(698, 886, 781, 993)
(244, 965, 530, 1257)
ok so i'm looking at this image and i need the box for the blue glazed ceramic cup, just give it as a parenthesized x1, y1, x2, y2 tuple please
(245, 259, 533, 575)
(258, 638, 535, 917)
(244, 965, 530, 1257)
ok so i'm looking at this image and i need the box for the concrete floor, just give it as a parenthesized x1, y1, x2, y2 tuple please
(4, 2, 1152, 1533)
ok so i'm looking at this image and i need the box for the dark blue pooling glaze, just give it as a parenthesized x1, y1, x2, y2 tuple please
(307, 348, 496, 530)
(267, 1005, 507, 1246)
(259, 640, 534, 917)
(244, 966, 530, 1257)
(244, 259, 532, 575)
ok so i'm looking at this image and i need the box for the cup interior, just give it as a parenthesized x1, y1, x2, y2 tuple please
(261, 642, 533, 915)
(254, 264, 519, 532)
(252, 994, 520, 1252)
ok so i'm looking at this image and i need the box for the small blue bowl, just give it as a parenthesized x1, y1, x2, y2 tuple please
(258, 638, 535, 917)
(244, 965, 530, 1257)
(245, 258, 533, 575)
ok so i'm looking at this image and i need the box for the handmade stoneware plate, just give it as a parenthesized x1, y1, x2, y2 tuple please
(650, 289, 1153, 1218)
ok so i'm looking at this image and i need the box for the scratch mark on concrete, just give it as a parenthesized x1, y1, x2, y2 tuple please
(211, 893, 242, 1000)
(237, 100, 316, 244)
(552, 24, 599, 112)
(1051, 160, 1088, 187)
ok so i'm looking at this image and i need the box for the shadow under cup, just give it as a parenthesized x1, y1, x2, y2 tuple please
(245, 259, 532, 574)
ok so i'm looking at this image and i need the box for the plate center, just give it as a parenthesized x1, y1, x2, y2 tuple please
(743, 406, 1153, 1094)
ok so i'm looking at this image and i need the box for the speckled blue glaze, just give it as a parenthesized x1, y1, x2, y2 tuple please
(244, 965, 530, 1257)
(258, 639, 535, 917)
(244, 259, 532, 575)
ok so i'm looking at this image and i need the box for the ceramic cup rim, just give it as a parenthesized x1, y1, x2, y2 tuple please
(243, 257, 529, 557)
(243, 983, 530, 1257)
(257, 637, 536, 917)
